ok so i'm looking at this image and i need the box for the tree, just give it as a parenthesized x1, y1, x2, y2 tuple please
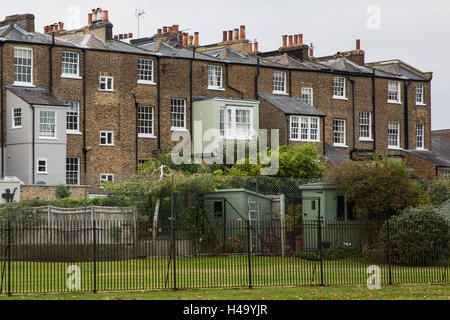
(227, 144, 325, 179)
(326, 156, 430, 221)
(426, 179, 450, 207)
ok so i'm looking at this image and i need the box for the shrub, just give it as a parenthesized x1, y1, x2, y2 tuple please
(380, 206, 449, 266)
(426, 180, 450, 207)
(55, 185, 71, 200)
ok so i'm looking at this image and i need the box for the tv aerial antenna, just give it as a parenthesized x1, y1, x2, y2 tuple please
(135, 9, 146, 38)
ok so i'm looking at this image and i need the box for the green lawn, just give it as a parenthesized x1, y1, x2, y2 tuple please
(0, 256, 447, 294)
(0, 284, 448, 300)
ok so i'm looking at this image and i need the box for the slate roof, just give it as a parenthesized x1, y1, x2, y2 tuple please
(139, 41, 218, 61)
(67, 34, 150, 54)
(324, 143, 351, 166)
(6, 86, 66, 106)
(259, 93, 326, 116)
(366, 60, 428, 81)
(406, 137, 450, 167)
(0, 24, 78, 48)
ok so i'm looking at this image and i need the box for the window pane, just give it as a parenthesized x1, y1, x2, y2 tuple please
(138, 59, 153, 82)
(171, 99, 186, 129)
(39, 110, 56, 137)
(66, 157, 80, 185)
(138, 106, 154, 135)
(273, 71, 286, 93)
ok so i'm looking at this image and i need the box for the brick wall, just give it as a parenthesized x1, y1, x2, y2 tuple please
(20, 185, 86, 201)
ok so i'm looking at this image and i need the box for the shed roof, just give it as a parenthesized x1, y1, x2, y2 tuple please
(203, 189, 272, 201)
(7, 86, 66, 106)
(406, 137, 450, 167)
(259, 93, 326, 116)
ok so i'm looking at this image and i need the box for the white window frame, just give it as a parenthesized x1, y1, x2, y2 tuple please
(444, 168, 450, 180)
(37, 158, 48, 175)
(208, 65, 224, 90)
(138, 59, 155, 85)
(99, 76, 114, 91)
(138, 106, 155, 138)
(416, 123, 425, 150)
(388, 121, 401, 149)
(416, 84, 425, 105)
(359, 112, 372, 141)
(66, 100, 80, 134)
(170, 99, 187, 131)
(66, 157, 80, 185)
(61, 51, 80, 79)
(221, 106, 254, 140)
(290, 116, 320, 142)
(14, 47, 33, 86)
(100, 131, 114, 146)
(12, 107, 22, 129)
(100, 173, 114, 188)
(39, 110, 57, 139)
(272, 71, 287, 94)
(388, 81, 402, 104)
(333, 77, 347, 100)
(333, 119, 347, 147)
(301, 88, 313, 106)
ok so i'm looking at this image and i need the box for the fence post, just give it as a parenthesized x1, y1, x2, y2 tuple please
(93, 219, 97, 293)
(386, 220, 392, 285)
(171, 174, 177, 291)
(7, 221, 11, 296)
(317, 200, 324, 287)
(247, 220, 252, 289)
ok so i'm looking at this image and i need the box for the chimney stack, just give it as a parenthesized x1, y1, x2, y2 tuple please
(239, 25, 246, 40)
(356, 39, 361, 50)
(194, 32, 199, 46)
(222, 31, 228, 42)
(282, 35, 287, 47)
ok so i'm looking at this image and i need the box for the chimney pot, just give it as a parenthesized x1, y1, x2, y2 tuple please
(188, 35, 193, 46)
(282, 35, 287, 47)
(59, 22, 64, 31)
(222, 31, 227, 42)
(234, 28, 239, 40)
(168, 26, 173, 32)
(114, 35, 118, 39)
(173, 24, 179, 32)
(248, 43, 253, 53)
(288, 35, 293, 47)
(254, 41, 259, 53)
(88, 13, 93, 25)
(194, 32, 199, 46)
(119, 34, 123, 40)
(129, 32, 133, 39)
(163, 26, 168, 33)
(228, 30, 233, 41)
(182, 33, 188, 46)
(309, 47, 314, 57)
(96, 9, 103, 22)
(294, 35, 299, 46)
(157, 28, 162, 35)
(239, 25, 246, 40)
(91, 10, 97, 23)
(356, 39, 361, 50)
(299, 34, 303, 45)
(103, 10, 109, 21)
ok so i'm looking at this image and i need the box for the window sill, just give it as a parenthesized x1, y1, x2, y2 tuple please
(67, 131, 82, 135)
(388, 147, 402, 150)
(138, 134, 156, 139)
(333, 144, 348, 148)
(333, 96, 348, 101)
(171, 128, 188, 132)
(359, 138, 374, 142)
(208, 86, 225, 91)
(290, 139, 320, 143)
(415, 148, 428, 151)
(61, 74, 82, 80)
(11, 126, 23, 130)
(39, 136, 57, 140)
(99, 90, 115, 93)
(416, 103, 426, 107)
(13, 82, 35, 88)
(137, 80, 156, 86)
(272, 91, 288, 95)
(100, 144, 115, 147)
(387, 101, 402, 105)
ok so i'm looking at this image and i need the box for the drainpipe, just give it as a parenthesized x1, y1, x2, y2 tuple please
(404, 80, 411, 150)
(132, 92, 139, 173)
(49, 32, 55, 94)
(349, 78, 356, 149)
(371, 70, 376, 152)
(322, 117, 326, 156)
(157, 56, 161, 150)
(289, 69, 292, 97)
(82, 49, 88, 188)
(190, 48, 195, 140)
(31, 105, 36, 184)
(285, 115, 290, 145)
(254, 57, 260, 100)
(1, 42, 4, 178)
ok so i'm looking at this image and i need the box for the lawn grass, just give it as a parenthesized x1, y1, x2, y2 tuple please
(0, 283, 448, 300)
(0, 256, 447, 294)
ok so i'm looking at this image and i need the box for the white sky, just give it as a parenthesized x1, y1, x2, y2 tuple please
(3, 0, 449, 130)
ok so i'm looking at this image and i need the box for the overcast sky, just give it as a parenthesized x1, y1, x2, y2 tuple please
(3, 0, 449, 130)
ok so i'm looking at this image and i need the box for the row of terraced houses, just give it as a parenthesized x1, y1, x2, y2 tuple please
(0, 9, 448, 193)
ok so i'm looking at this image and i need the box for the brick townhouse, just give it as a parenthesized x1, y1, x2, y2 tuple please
(0, 9, 444, 193)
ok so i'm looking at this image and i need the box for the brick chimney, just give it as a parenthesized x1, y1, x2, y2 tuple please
(0, 14, 35, 32)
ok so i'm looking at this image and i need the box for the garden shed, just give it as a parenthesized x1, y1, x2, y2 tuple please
(439, 199, 450, 220)
(299, 183, 357, 251)
(202, 189, 285, 254)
